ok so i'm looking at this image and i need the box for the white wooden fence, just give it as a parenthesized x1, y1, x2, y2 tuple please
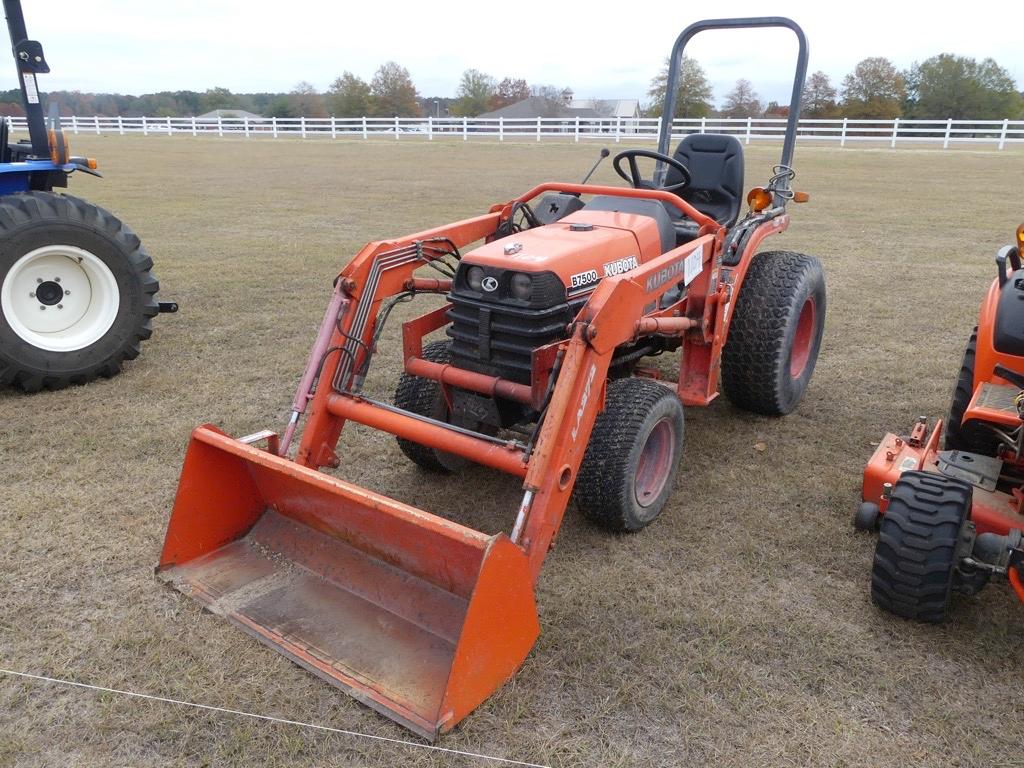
(7, 115, 1023, 150)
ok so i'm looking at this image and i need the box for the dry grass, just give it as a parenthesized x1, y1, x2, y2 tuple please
(1, 134, 1023, 767)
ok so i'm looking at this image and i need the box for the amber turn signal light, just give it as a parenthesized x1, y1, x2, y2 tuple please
(47, 129, 69, 165)
(746, 187, 772, 212)
(793, 191, 810, 203)
(1016, 223, 1024, 251)
(86, 158, 98, 170)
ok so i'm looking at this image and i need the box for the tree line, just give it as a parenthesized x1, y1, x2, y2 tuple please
(0, 61, 562, 120)
(648, 54, 1024, 121)
(0, 53, 1019, 121)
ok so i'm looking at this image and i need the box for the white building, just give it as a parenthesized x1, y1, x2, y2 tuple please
(568, 98, 641, 131)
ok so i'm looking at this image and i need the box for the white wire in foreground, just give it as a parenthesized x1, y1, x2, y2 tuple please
(0, 668, 550, 768)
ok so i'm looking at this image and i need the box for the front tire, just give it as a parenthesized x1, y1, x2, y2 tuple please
(722, 251, 826, 416)
(576, 378, 685, 532)
(871, 471, 972, 623)
(0, 192, 158, 391)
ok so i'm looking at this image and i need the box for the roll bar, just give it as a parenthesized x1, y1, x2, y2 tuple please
(656, 17, 809, 183)
(3, 0, 50, 157)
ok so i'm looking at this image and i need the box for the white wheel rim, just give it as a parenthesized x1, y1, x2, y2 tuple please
(1, 245, 120, 352)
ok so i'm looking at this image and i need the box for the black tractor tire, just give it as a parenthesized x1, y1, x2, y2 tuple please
(0, 192, 158, 392)
(945, 328, 1001, 455)
(393, 339, 462, 473)
(576, 378, 685, 532)
(870, 471, 972, 623)
(722, 251, 826, 416)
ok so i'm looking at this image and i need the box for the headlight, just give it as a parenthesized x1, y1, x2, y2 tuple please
(510, 272, 532, 300)
(466, 266, 485, 291)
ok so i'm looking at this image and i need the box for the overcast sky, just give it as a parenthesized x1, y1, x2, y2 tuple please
(23, 1, 1024, 107)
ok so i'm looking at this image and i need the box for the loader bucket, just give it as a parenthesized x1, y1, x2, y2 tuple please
(157, 425, 540, 740)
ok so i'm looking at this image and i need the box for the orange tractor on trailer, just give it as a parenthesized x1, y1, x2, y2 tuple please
(857, 224, 1024, 622)
(158, 18, 824, 739)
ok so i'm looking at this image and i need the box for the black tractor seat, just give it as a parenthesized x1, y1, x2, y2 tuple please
(663, 133, 744, 242)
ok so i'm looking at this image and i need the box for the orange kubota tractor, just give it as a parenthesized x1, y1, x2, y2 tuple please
(857, 224, 1024, 622)
(158, 18, 824, 739)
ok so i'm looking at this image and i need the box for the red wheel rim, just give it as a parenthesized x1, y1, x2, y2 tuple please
(634, 418, 675, 507)
(789, 297, 816, 379)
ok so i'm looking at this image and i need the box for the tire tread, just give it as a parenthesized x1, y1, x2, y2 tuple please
(393, 340, 454, 473)
(0, 191, 159, 391)
(721, 250, 824, 415)
(870, 471, 971, 623)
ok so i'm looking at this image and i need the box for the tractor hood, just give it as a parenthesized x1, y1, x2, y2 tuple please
(460, 207, 667, 295)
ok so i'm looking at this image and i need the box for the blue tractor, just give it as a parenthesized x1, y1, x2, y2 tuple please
(0, 0, 173, 391)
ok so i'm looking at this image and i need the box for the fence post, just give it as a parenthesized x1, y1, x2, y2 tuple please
(142, 116, 148, 136)
(301, 116, 307, 139)
(615, 116, 621, 143)
(700, 116, 706, 135)
(94, 115, 100, 135)
(463, 116, 468, 141)
(217, 115, 223, 138)
(362, 116, 367, 140)
(331, 115, 337, 139)
(499, 116, 504, 142)
(998, 118, 1009, 150)
(392, 115, 398, 140)
(426, 115, 432, 141)
(890, 117, 899, 148)
(745, 116, 752, 145)
(241, 116, 248, 138)
(118, 115, 124, 136)
(574, 116, 579, 143)
(191, 116, 196, 137)
(840, 117, 848, 147)
(164, 116, 171, 136)
(70, 115, 78, 135)
(271, 116, 277, 138)
(942, 118, 952, 149)
(536, 116, 541, 142)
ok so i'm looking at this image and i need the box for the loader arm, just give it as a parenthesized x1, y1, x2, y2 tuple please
(295, 210, 501, 469)
(513, 235, 713, 580)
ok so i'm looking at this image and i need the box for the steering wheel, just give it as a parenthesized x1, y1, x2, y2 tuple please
(612, 149, 691, 194)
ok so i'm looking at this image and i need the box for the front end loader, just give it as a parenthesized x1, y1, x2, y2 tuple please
(158, 17, 825, 739)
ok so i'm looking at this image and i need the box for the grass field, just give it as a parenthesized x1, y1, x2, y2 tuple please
(1, 135, 1023, 768)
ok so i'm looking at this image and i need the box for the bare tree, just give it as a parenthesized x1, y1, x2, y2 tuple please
(289, 81, 326, 118)
(802, 71, 838, 117)
(721, 79, 762, 118)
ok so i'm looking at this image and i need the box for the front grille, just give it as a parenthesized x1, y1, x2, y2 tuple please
(447, 293, 585, 383)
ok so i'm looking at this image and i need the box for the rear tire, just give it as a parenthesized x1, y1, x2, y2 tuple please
(722, 251, 826, 416)
(576, 378, 685, 532)
(393, 340, 460, 473)
(945, 328, 1001, 454)
(870, 471, 971, 623)
(0, 192, 158, 392)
